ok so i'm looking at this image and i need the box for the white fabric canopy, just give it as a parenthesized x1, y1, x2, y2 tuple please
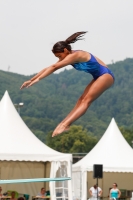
(0, 91, 72, 200)
(0, 91, 71, 162)
(72, 118, 133, 200)
(73, 118, 133, 172)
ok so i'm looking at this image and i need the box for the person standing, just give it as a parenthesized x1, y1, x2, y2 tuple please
(89, 184, 102, 199)
(110, 183, 121, 199)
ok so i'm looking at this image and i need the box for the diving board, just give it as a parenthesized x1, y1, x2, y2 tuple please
(0, 177, 71, 184)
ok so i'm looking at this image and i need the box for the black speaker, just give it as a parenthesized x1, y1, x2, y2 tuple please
(93, 164, 103, 178)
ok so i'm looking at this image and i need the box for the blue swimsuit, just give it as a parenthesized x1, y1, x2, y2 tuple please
(71, 53, 115, 80)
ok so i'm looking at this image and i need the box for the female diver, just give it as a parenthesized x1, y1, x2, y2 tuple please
(20, 32, 114, 137)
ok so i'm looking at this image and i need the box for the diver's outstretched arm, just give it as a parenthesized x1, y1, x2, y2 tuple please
(20, 65, 55, 89)
(20, 52, 79, 89)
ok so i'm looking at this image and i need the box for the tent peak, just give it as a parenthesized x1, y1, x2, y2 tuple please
(4, 90, 8, 95)
(0, 91, 72, 162)
(73, 117, 133, 171)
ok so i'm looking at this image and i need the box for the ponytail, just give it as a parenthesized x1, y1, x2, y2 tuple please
(65, 31, 87, 44)
(52, 31, 87, 53)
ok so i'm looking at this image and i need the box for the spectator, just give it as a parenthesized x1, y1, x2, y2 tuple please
(0, 186, 5, 198)
(10, 191, 17, 200)
(110, 183, 121, 199)
(37, 188, 46, 197)
(89, 184, 102, 199)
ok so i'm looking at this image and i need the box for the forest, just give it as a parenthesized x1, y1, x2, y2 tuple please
(0, 57, 133, 153)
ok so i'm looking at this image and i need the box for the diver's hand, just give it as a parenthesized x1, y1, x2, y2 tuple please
(20, 80, 31, 89)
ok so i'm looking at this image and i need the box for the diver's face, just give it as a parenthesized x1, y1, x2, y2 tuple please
(54, 48, 70, 61)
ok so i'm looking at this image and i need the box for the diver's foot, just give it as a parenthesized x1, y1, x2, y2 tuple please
(52, 124, 70, 137)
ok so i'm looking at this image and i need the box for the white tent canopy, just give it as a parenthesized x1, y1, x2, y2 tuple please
(73, 118, 133, 172)
(72, 118, 133, 200)
(0, 91, 71, 162)
(0, 91, 72, 200)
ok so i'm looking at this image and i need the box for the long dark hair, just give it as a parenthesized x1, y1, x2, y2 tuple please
(52, 31, 87, 53)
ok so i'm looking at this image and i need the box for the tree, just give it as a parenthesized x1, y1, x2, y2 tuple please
(120, 127, 133, 147)
(46, 125, 98, 153)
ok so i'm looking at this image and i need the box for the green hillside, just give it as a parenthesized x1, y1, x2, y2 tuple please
(0, 57, 133, 144)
